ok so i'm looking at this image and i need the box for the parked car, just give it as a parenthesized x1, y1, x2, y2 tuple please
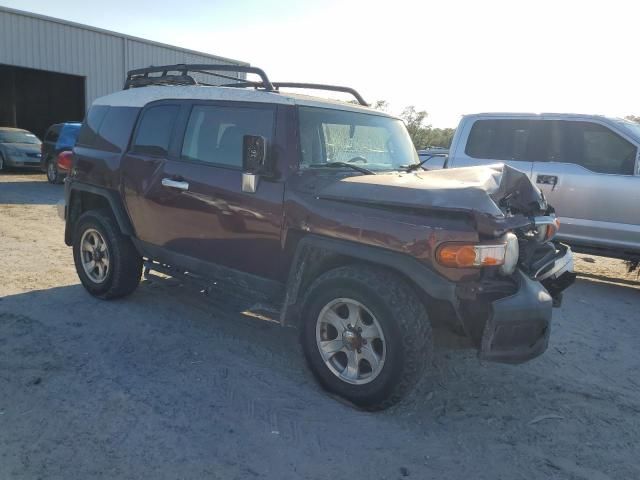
(420, 113, 640, 262)
(59, 64, 574, 410)
(0, 127, 42, 170)
(41, 122, 81, 183)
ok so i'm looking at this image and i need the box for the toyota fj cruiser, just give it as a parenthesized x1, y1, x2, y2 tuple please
(60, 64, 575, 410)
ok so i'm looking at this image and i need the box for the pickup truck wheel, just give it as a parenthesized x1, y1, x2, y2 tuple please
(46, 158, 60, 184)
(73, 210, 142, 299)
(301, 265, 432, 410)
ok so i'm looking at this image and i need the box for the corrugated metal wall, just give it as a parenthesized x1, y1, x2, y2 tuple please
(0, 6, 247, 109)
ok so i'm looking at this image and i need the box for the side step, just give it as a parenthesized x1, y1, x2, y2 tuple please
(143, 260, 283, 324)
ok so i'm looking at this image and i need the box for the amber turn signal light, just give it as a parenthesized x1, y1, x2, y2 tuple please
(436, 243, 506, 268)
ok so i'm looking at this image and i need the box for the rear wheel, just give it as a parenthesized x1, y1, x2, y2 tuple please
(73, 210, 142, 299)
(301, 265, 432, 410)
(46, 158, 61, 184)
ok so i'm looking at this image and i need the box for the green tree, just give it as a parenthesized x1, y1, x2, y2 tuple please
(400, 106, 431, 148)
(399, 105, 455, 149)
(371, 101, 456, 149)
(372, 99, 390, 112)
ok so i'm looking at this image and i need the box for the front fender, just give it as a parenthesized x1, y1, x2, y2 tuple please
(279, 234, 457, 326)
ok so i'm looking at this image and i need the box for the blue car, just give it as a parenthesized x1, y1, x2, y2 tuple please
(41, 122, 81, 184)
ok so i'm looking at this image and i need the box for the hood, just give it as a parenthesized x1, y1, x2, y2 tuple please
(317, 163, 547, 218)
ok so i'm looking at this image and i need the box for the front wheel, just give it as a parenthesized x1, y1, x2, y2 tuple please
(73, 210, 142, 299)
(300, 265, 432, 410)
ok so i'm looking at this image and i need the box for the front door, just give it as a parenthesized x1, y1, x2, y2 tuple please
(121, 101, 285, 280)
(530, 119, 640, 251)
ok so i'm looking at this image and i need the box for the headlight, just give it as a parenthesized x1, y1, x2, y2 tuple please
(499, 232, 519, 275)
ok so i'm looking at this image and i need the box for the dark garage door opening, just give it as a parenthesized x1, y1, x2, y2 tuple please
(0, 64, 85, 139)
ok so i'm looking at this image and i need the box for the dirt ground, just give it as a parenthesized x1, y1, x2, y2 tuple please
(1, 171, 639, 480)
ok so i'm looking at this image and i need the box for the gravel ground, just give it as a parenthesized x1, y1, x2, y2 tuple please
(1, 171, 639, 480)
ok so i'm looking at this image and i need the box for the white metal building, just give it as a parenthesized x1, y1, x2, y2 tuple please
(0, 5, 247, 137)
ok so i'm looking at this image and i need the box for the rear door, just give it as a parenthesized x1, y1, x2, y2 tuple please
(530, 119, 640, 251)
(452, 118, 536, 175)
(121, 100, 286, 280)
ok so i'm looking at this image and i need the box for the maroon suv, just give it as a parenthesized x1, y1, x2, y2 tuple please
(60, 64, 575, 410)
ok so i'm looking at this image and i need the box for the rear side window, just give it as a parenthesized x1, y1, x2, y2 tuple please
(77, 106, 108, 147)
(45, 125, 60, 143)
(132, 105, 179, 156)
(93, 108, 139, 153)
(181, 104, 274, 168)
(466, 119, 535, 161)
(564, 121, 637, 175)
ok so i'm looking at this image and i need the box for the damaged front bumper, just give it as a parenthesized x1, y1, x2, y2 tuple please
(458, 243, 576, 363)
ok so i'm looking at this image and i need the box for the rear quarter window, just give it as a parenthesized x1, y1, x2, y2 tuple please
(76, 106, 109, 147)
(93, 108, 140, 153)
(131, 105, 179, 156)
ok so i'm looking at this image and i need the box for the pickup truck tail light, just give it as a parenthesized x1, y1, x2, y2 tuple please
(57, 151, 73, 171)
(436, 233, 519, 275)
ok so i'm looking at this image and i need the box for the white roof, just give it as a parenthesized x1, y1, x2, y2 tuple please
(463, 112, 619, 121)
(93, 85, 396, 118)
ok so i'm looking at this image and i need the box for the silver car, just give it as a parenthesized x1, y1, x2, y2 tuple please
(0, 127, 42, 170)
(439, 113, 640, 260)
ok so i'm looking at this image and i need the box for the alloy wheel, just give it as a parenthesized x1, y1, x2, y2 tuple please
(315, 298, 386, 385)
(80, 228, 110, 283)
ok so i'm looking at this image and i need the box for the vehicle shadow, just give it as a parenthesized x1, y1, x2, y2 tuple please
(0, 174, 62, 205)
(1, 274, 639, 478)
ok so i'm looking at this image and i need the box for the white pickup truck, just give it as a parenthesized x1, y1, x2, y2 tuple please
(420, 113, 640, 261)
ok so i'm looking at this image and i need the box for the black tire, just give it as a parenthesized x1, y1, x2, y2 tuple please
(300, 265, 432, 410)
(45, 157, 61, 184)
(73, 209, 142, 299)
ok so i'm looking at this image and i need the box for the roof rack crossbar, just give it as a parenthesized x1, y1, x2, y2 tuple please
(124, 64, 275, 91)
(272, 82, 368, 106)
(123, 64, 369, 106)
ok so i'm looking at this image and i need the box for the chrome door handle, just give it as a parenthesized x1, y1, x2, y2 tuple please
(161, 178, 189, 190)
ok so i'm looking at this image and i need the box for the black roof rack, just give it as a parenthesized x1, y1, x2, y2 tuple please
(272, 83, 368, 106)
(123, 64, 369, 106)
(124, 64, 275, 91)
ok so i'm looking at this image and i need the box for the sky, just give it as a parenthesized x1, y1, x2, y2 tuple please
(1, 0, 639, 127)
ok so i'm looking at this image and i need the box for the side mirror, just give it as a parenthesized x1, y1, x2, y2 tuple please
(242, 135, 266, 194)
(242, 135, 266, 173)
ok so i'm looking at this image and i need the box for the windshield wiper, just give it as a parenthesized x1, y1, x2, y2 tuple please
(309, 162, 375, 175)
(403, 153, 448, 172)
